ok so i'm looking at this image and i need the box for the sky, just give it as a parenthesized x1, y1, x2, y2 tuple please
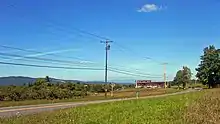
(0, 0, 220, 82)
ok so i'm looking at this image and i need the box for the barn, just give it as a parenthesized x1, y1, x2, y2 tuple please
(135, 80, 165, 88)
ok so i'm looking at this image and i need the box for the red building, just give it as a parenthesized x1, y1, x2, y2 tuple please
(135, 80, 165, 88)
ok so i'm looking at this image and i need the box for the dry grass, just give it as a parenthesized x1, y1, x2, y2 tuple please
(185, 89, 220, 124)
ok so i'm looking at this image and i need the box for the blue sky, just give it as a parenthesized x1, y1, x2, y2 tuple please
(0, 0, 220, 82)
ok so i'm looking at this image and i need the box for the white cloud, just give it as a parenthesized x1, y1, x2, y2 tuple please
(137, 4, 164, 12)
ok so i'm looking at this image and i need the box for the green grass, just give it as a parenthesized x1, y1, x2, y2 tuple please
(0, 90, 205, 124)
(0, 88, 179, 108)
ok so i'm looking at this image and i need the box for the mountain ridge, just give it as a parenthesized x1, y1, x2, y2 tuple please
(0, 76, 133, 86)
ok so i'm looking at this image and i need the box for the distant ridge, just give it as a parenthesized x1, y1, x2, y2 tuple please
(0, 76, 82, 86)
(0, 76, 134, 86)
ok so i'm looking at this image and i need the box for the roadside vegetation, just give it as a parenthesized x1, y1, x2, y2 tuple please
(1, 89, 220, 124)
(0, 77, 133, 103)
(0, 86, 178, 107)
(0, 89, 211, 124)
(0, 75, 182, 108)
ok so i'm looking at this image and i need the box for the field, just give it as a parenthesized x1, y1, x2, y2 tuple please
(0, 88, 178, 107)
(2, 88, 219, 124)
(185, 89, 220, 124)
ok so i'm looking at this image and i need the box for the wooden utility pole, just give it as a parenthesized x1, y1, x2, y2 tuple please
(163, 63, 168, 88)
(101, 40, 113, 98)
(110, 83, 115, 97)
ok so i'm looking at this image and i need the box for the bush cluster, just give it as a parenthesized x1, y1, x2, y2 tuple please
(0, 77, 133, 101)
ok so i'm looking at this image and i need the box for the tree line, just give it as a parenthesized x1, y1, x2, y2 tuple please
(0, 77, 134, 101)
(172, 45, 220, 89)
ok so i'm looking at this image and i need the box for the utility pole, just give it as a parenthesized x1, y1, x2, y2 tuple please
(163, 63, 168, 88)
(101, 40, 113, 98)
(110, 83, 115, 97)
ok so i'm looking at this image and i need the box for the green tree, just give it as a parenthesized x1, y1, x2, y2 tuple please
(196, 45, 220, 88)
(173, 66, 192, 89)
(174, 70, 183, 89)
(182, 66, 192, 88)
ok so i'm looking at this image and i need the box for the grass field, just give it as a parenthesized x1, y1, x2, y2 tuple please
(185, 89, 220, 124)
(1, 88, 217, 124)
(0, 88, 178, 108)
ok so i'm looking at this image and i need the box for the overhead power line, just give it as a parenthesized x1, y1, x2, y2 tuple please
(0, 50, 163, 77)
(4, 3, 174, 82)
(0, 52, 91, 66)
(0, 55, 13, 60)
(1, 45, 162, 77)
(0, 45, 86, 62)
(108, 67, 162, 77)
(71, 27, 109, 40)
(3, 3, 170, 65)
(45, 23, 165, 65)
(50, 24, 167, 65)
(108, 69, 163, 78)
(108, 64, 162, 76)
(0, 51, 163, 78)
(0, 61, 103, 70)
(0, 61, 161, 78)
(0, 55, 78, 67)
(113, 42, 164, 64)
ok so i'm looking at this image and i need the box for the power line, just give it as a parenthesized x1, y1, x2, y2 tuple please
(0, 44, 106, 66)
(0, 51, 164, 78)
(3, 5, 170, 66)
(71, 27, 109, 40)
(46, 23, 166, 65)
(43, 23, 166, 65)
(4, 3, 170, 66)
(0, 61, 161, 78)
(0, 55, 78, 67)
(108, 69, 163, 78)
(113, 42, 164, 64)
(0, 55, 13, 60)
(54, 24, 170, 65)
(55, 25, 168, 65)
(0, 52, 91, 66)
(0, 50, 163, 76)
(4, 3, 172, 75)
(0, 44, 163, 77)
(0, 45, 87, 62)
(108, 64, 162, 76)
(0, 61, 103, 70)
(108, 67, 162, 77)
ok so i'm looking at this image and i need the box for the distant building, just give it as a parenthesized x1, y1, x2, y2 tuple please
(135, 80, 165, 88)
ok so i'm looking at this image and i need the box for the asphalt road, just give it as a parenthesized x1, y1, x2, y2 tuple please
(0, 89, 197, 118)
